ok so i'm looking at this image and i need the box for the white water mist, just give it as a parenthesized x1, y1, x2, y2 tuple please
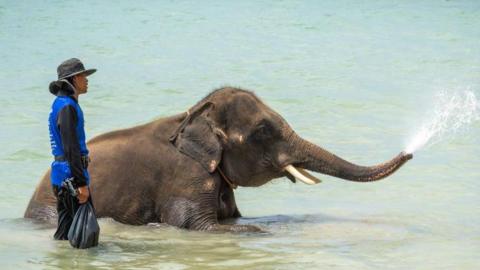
(405, 89, 480, 154)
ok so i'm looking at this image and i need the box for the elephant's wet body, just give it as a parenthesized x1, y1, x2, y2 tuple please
(160, 175, 240, 230)
(25, 87, 411, 232)
(26, 114, 242, 229)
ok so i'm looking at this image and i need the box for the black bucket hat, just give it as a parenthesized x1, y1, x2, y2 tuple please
(49, 58, 96, 95)
(57, 58, 96, 80)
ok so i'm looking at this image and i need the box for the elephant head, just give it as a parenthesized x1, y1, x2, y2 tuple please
(170, 88, 412, 188)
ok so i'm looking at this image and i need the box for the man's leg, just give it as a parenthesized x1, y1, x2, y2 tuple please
(52, 186, 79, 240)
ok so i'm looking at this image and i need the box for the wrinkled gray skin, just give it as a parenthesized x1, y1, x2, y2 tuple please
(25, 87, 412, 232)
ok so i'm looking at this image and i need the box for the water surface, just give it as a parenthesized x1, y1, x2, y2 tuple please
(0, 1, 479, 269)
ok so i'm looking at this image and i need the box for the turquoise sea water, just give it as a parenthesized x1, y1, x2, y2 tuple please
(1, 1, 479, 269)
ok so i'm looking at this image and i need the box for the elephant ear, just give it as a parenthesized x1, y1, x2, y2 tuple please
(170, 102, 222, 173)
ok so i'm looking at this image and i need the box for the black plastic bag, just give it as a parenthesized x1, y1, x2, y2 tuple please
(68, 201, 100, 249)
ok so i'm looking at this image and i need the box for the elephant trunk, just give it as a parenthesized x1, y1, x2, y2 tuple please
(290, 134, 412, 182)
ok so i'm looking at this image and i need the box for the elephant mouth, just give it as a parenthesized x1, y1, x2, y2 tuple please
(283, 165, 322, 185)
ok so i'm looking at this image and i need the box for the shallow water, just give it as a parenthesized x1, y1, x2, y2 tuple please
(1, 1, 479, 269)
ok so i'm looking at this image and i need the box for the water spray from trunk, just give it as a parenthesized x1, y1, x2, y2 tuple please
(405, 89, 480, 154)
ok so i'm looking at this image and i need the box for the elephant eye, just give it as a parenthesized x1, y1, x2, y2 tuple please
(251, 122, 272, 140)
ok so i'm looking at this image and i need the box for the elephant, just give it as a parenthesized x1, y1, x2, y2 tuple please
(24, 87, 413, 232)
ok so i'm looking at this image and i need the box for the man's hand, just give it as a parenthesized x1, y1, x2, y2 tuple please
(77, 186, 90, 204)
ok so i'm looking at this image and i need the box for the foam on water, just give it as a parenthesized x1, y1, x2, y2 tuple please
(405, 89, 480, 154)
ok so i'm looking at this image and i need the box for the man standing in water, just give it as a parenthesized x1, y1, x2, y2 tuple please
(48, 58, 96, 240)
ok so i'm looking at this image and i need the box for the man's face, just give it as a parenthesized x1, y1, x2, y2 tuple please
(73, 73, 88, 94)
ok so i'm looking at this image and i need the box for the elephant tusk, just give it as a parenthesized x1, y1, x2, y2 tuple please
(284, 165, 322, 185)
(297, 167, 322, 184)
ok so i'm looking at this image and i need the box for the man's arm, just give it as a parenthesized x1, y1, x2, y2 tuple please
(57, 105, 87, 187)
